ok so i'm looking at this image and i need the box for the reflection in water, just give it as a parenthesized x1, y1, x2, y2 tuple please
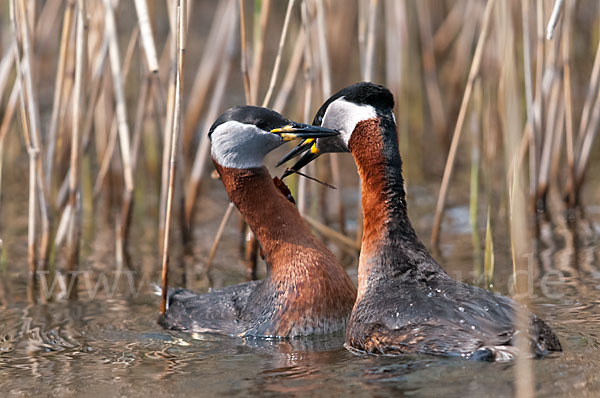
(1, 267, 600, 396)
(1, 189, 600, 396)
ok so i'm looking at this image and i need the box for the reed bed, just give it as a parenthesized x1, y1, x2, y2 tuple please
(0, 3, 599, 391)
(0, 1, 598, 317)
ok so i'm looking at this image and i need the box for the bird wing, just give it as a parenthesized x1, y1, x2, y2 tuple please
(160, 281, 261, 336)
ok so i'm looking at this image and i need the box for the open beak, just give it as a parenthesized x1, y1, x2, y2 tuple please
(272, 123, 335, 179)
(270, 123, 339, 141)
(275, 138, 316, 167)
(279, 140, 321, 179)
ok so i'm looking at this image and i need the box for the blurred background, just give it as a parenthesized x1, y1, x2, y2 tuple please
(1, 0, 599, 289)
(1, 1, 600, 395)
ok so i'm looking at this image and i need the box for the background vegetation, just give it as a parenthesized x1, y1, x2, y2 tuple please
(0, 0, 598, 308)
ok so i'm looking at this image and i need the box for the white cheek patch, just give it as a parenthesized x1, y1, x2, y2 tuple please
(321, 98, 377, 145)
(211, 121, 279, 169)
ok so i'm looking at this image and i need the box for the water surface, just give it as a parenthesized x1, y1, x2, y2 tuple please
(1, 180, 600, 397)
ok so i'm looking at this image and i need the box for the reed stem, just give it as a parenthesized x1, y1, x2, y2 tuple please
(161, 1, 186, 316)
(431, 0, 495, 249)
(261, 0, 295, 108)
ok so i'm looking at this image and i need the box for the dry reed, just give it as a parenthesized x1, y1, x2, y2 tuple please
(0, 3, 597, 357)
(431, 0, 495, 249)
(160, 0, 186, 315)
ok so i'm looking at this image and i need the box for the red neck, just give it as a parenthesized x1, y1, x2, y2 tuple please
(348, 118, 433, 294)
(213, 163, 357, 288)
(214, 161, 356, 335)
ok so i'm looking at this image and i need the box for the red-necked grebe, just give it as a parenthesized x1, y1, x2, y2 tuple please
(281, 83, 561, 360)
(160, 106, 357, 338)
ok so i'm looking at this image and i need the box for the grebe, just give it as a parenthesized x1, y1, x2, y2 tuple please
(281, 83, 561, 360)
(160, 106, 357, 338)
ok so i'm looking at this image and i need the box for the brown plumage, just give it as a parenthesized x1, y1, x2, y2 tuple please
(284, 82, 561, 360)
(215, 164, 356, 337)
(160, 106, 356, 338)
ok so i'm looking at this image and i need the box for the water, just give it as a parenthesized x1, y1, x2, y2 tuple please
(1, 292, 599, 397)
(1, 177, 600, 397)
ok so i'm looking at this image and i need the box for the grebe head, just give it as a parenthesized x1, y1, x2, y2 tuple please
(278, 82, 395, 175)
(209, 106, 339, 169)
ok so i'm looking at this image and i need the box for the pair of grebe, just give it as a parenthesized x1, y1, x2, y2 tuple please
(161, 83, 561, 360)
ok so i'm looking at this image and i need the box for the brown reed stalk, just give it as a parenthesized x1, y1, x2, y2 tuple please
(0, 43, 15, 104)
(66, 17, 138, 264)
(93, 119, 118, 196)
(12, 0, 51, 281)
(272, 29, 306, 113)
(239, 0, 252, 104)
(25, 0, 74, 271)
(511, 165, 534, 398)
(204, 202, 235, 272)
(415, 0, 447, 146)
(576, 33, 600, 147)
(17, 94, 37, 284)
(26, 148, 38, 302)
(469, 80, 482, 279)
(496, 3, 533, 393)
(297, 0, 314, 215)
(250, 0, 271, 105)
(561, 0, 576, 207)
(184, 14, 237, 225)
(89, 27, 138, 196)
(10, 34, 37, 286)
(575, 84, 600, 195)
(310, 0, 346, 235)
(521, 0, 538, 202)
(538, 78, 562, 199)
(134, 0, 159, 74)
(571, 24, 600, 198)
(161, 0, 186, 316)
(183, 0, 233, 149)
(104, 0, 134, 195)
(363, 0, 377, 83)
(0, 77, 20, 140)
(116, 71, 151, 266)
(261, 0, 296, 108)
(533, 0, 544, 145)
(546, 0, 564, 40)
(159, 11, 177, 252)
(549, 100, 567, 186)
(114, 27, 141, 267)
(530, 0, 544, 206)
(432, 0, 464, 55)
(544, 20, 565, 190)
(430, 0, 495, 249)
(45, 0, 76, 193)
(357, 0, 368, 73)
(81, 37, 110, 154)
(384, 0, 406, 109)
(304, 216, 361, 252)
(65, 0, 86, 284)
(33, 0, 61, 43)
(314, 0, 332, 96)
(443, 1, 479, 110)
(0, 83, 21, 202)
(130, 75, 153, 174)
